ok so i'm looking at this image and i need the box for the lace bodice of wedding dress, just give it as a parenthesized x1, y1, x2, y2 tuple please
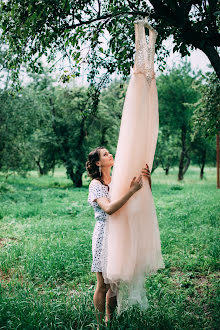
(133, 21, 157, 82)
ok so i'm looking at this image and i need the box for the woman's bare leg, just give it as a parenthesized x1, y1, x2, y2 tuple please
(106, 287, 117, 322)
(93, 272, 107, 327)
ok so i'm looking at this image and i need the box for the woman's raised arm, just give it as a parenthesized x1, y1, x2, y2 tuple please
(96, 175, 143, 215)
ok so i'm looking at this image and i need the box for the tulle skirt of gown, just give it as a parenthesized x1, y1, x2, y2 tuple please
(101, 72, 165, 314)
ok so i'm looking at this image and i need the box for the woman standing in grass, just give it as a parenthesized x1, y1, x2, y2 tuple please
(86, 146, 151, 327)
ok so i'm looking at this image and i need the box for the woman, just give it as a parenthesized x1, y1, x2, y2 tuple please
(86, 146, 151, 327)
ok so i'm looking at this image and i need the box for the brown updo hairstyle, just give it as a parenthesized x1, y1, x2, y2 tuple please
(86, 146, 109, 188)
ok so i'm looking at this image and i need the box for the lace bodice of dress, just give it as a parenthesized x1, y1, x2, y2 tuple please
(133, 21, 157, 82)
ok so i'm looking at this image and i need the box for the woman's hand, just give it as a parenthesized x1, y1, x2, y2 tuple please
(98, 175, 143, 215)
(130, 175, 143, 193)
(141, 163, 151, 178)
(141, 163, 152, 190)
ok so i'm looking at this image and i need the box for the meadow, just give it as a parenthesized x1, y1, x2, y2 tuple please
(0, 166, 219, 329)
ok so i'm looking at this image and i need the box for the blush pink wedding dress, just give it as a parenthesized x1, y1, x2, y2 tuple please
(101, 20, 165, 314)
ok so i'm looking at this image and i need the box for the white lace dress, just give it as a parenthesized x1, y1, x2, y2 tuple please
(88, 180, 110, 272)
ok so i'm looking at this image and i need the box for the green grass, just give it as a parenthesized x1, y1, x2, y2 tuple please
(0, 166, 219, 329)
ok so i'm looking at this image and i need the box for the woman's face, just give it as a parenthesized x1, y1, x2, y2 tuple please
(97, 148, 114, 168)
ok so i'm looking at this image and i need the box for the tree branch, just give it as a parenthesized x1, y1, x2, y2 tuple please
(200, 43, 220, 79)
(97, 0, 101, 17)
(64, 10, 146, 30)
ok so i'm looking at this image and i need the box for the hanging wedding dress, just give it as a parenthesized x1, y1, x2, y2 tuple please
(101, 19, 165, 314)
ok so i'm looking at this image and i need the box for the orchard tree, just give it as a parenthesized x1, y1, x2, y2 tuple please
(154, 130, 180, 175)
(0, 72, 59, 176)
(97, 79, 127, 154)
(0, 88, 40, 174)
(0, 0, 219, 88)
(157, 62, 200, 180)
(50, 86, 104, 187)
(25, 73, 60, 175)
(191, 72, 220, 138)
(51, 80, 127, 186)
(190, 133, 216, 179)
(190, 72, 220, 186)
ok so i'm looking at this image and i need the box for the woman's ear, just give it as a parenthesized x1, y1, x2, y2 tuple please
(96, 161, 101, 167)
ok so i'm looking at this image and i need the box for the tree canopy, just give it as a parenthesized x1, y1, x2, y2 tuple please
(191, 72, 220, 138)
(157, 62, 200, 180)
(0, 0, 219, 86)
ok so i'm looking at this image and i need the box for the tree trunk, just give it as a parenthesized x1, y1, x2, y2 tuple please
(179, 152, 190, 180)
(217, 132, 219, 189)
(200, 43, 220, 80)
(200, 150, 206, 180)
(165, 167, 169, 175)
(183, 153, 190, 175)
(200, 166, 204, 180)
(178, 127, 190, 180)
(151, 160, 160, 173)
(66, 165, 84, 187)
(178, 128, 186, 180)
(178, 151, 184, 181)
(74, 169, 83, 187)
(72, 118, 87, 188)
(36, 159, 44, 175)
(66, 166, 74, 185)
(100, 127, 108, 146)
